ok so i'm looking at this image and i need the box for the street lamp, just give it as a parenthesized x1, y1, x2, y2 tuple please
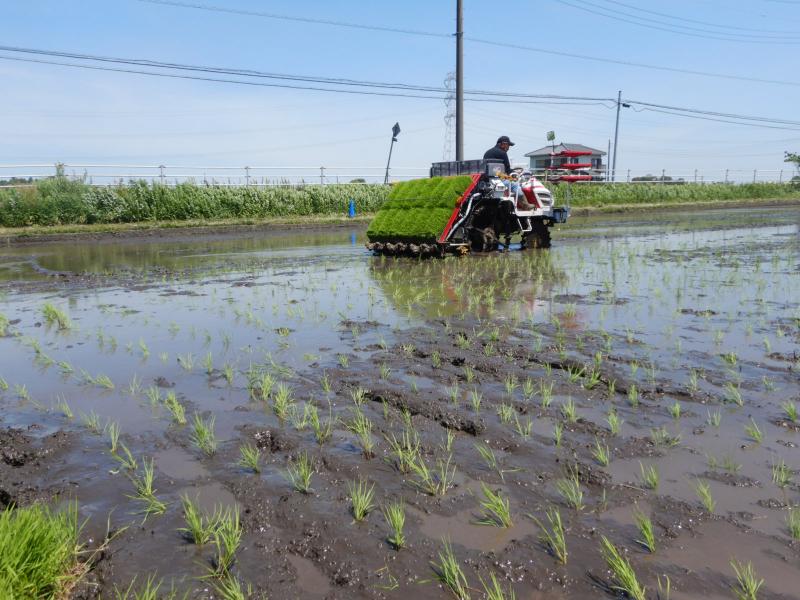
(384, 122, 401, 184)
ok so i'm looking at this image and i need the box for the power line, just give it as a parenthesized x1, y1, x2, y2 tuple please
(556, 0, 800, 43)
(133, 0, 800, 87)
(594, 0, 800, 36)
(0, 53, 611, 107)
(0, 45, 616, 103)
(465, 38, 800, 87)
(624, 99, 800, 126)
(134, 0, 450, 38)
(3, 45, 799, 131)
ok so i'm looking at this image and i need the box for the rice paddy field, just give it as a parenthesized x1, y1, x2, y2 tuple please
(0, 205, 798, 599)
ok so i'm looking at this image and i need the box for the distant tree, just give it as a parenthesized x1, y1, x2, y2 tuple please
(349, 178, 367, 184)
(785, 152, 800, 175)
(0, 176, 33, 186)
(632, 174, 674, 182)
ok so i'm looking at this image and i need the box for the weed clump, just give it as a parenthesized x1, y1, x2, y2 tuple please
(0, 502, 83, 599)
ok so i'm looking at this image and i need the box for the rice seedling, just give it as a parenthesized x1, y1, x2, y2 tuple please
(513, 414, 532, 438)
(606, 410, 622, 436)
(212, 506, 241, 577)
(628, 384, 639, 408)
(600, 536, 646, 600)
(530, 507, 567, 564)
(476, 483, 512, 527)
(561, 397, 578, 423)
(81, 410, 102, 434)
(633, 508, 656, 553)
(583, 368, 602, 390)
(0, 501, 83, 599)
(94, 374, 114, 390)
(113, 573, 181, 600)
(144, 386, 160, 407)
(401, 343, 415, 357)
(177, 353, 195, 372)
(504, 374, 518, 397)
(762, 376, 776, 392)
(455, 332, 471, 349)
(469, 388, 482, 413)
(607, 378, 616, 397)
(725, 382, 744, 406)
(112, 443, 138, 473)
(386, 428, 421, 473)
(430, 539, 470, 600)
(479, 572, 516, 600)
(786, 508, 800, 539)
(781, 400, 798, 423)
(319, 371, 332, 394)
(707, 409, 722, 428)
(238, 443, 261, 473)
(693, 479, 716, 513)
(0, 313, 8, 336)
(497, 403, 514, 424)
(744, 418, 763, 444)
(350, 386, 368, 406)
(346, 408, 375, 458)
(382, 501, 406, 549)
(687, 368, 699, 393)
(128, 457, 167, 518)
(555, 470, 584, 511)
(107, 421, 120, 453)
(639, 463, 659, 491)
(308, 403, 333, 445)
(461, 365, 476, 384)
(771, 458, 792, 488)
(42, 303, 71, 330)
(178, 495, 219, 546)
(163, 392, 187, 425)
(553, 422, 564, 447)
(272, 383, 294, 420)
(592, 438, 611, 467)
(448, 382, 460, 404)
(285, 452, 314, 493)
(730, 560, 763, 600)
(668, 401, 682, 419)
(651, 427, 680, 448)
(0, 375, 7, 391)
(409, 453, 455, 496)
(540, 380, 553, 408)
(15, 383, 30, 401)
(338, 354, 349, 368)
(379, 362, 391, 380)
(55, 395, 73, 419)
(349, 479, 375, 521)
(211, 574, 251, 600)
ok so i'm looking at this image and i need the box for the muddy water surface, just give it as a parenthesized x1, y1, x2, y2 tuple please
(0, 206, 798, 598)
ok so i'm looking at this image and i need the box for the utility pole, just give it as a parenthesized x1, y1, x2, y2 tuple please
(612, 90, 621, 182)
(611, 91, 630, 183)
(455, 0, 464, 161)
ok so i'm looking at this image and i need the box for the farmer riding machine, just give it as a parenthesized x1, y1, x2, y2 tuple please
(366, 159, 569, 257)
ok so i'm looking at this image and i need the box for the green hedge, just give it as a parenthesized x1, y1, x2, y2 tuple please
(554, 182, 799, 207)
(0, 179, 390, 227)
(366, 175, 473, 243)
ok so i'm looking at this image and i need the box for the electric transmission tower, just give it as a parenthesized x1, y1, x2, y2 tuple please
(442, 72, 456, 161)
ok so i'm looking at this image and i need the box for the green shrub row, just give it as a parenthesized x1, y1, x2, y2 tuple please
(0, 178, 390, 227)
(1, 175, 795, 229)
(554, 182, 799, 207)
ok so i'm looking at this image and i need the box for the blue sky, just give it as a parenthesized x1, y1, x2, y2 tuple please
(1, 0, 799, 179)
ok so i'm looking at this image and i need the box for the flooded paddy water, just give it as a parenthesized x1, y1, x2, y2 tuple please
(0, 205, 798, 599)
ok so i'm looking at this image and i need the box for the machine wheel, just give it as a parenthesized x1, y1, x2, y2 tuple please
(521, 222, 551, 249)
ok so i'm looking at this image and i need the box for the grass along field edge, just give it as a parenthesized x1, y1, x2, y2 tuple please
(0, 195, 797, 243)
